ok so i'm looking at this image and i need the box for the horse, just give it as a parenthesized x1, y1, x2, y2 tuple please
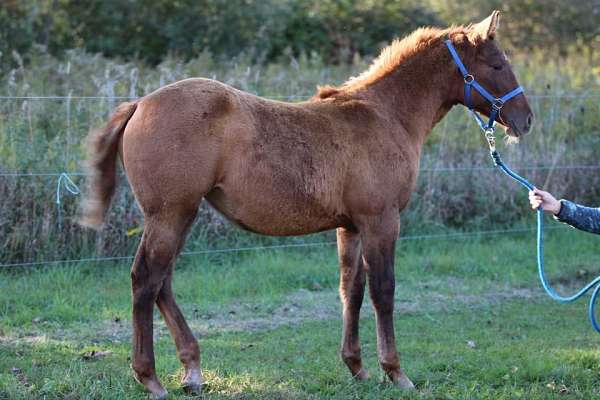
(81, 11, 533, 398)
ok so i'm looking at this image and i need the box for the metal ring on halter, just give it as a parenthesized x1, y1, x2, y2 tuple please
(492, 98, 504, 110)
(464, 74, 474, 84)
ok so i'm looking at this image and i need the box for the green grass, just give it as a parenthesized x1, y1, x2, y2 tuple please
(2, 228, 600, 398)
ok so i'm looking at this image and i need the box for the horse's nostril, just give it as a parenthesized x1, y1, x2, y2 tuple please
(526, 114, 533, 130)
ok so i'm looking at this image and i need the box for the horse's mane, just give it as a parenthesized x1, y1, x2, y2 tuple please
(315, 25, 469, 99)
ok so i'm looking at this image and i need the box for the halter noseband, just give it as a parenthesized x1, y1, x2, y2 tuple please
(444, 39, 524, 149)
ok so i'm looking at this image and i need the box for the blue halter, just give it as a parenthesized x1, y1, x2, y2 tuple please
(445, 39, 524, 144)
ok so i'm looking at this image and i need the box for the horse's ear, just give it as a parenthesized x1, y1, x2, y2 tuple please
(470, 10, 501, 42)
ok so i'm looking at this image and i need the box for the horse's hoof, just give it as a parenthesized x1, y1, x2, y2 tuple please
(393, 370, 415, 390)
(181, 381, 204, 394)
(132, 370, 168, 399)
(150, 390, 168, 400)
(146, 382, 168, 399)
(353, 368, 369, 381)
(181, 368, 204, 394)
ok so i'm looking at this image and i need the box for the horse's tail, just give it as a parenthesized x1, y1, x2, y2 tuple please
(80, 101, 138, 229)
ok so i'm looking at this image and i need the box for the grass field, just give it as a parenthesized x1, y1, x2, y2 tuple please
(2, 225, 600, 399)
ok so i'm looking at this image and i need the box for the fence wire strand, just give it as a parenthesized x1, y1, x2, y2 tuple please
(2, 165, 600, 178)
(0, 93, 599, 101)
(0, 225, 568, 269)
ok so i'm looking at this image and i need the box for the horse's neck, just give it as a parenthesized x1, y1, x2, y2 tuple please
(364, 48, 457, 147)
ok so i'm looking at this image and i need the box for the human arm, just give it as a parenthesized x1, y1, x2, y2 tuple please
(529, 188, 600, 234)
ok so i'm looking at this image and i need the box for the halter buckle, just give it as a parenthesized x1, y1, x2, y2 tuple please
(464, 74, 474, 84)
(492, 98, 504, 110)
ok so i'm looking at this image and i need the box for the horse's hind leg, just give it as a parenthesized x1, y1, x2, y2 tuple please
(336, 228, 368, 380)
(130, 208, 197, 399)
(156, 264, 203, 392)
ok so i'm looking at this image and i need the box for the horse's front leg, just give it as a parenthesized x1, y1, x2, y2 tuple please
(358, 213, 415, 389)
(337, 227, 368, 380)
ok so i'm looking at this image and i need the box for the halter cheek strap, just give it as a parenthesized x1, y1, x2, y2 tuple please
(444, 39, 524, 140)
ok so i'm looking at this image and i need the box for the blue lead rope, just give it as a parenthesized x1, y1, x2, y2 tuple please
(445, 38, 600, 333)
(491, 150, 600, 333)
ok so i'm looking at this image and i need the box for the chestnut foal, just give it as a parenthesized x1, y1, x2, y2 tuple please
(82, 12, 532, 398)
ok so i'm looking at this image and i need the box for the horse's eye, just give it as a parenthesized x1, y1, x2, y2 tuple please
(493, 64, 503, 71)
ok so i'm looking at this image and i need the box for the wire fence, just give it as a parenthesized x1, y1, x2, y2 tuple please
(0, 225, 569, 269)
(1, 90, 598, 270)
(2, 149, 594, 269)
(3, 88, 599, 178)
(3, 164, 600, 178)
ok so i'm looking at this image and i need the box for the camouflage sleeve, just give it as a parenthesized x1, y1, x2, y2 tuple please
(553, 199, 600, 234)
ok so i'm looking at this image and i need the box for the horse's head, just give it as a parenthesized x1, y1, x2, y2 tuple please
(451, 11, 533, 138)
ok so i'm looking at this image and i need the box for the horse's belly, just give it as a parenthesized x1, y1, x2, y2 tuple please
(204, 187, 345, 236)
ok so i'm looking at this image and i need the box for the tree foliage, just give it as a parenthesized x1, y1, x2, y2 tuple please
(430, 0, 600, 54)
(1, 0, 598, 71)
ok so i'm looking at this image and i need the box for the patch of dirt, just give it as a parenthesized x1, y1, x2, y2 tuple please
(81, 349, 112, 361)
(551, 267, 600, 287)
(2, 282, 540, 346)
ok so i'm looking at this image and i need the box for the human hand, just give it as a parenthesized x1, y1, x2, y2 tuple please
(529, 188, 561, 215)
